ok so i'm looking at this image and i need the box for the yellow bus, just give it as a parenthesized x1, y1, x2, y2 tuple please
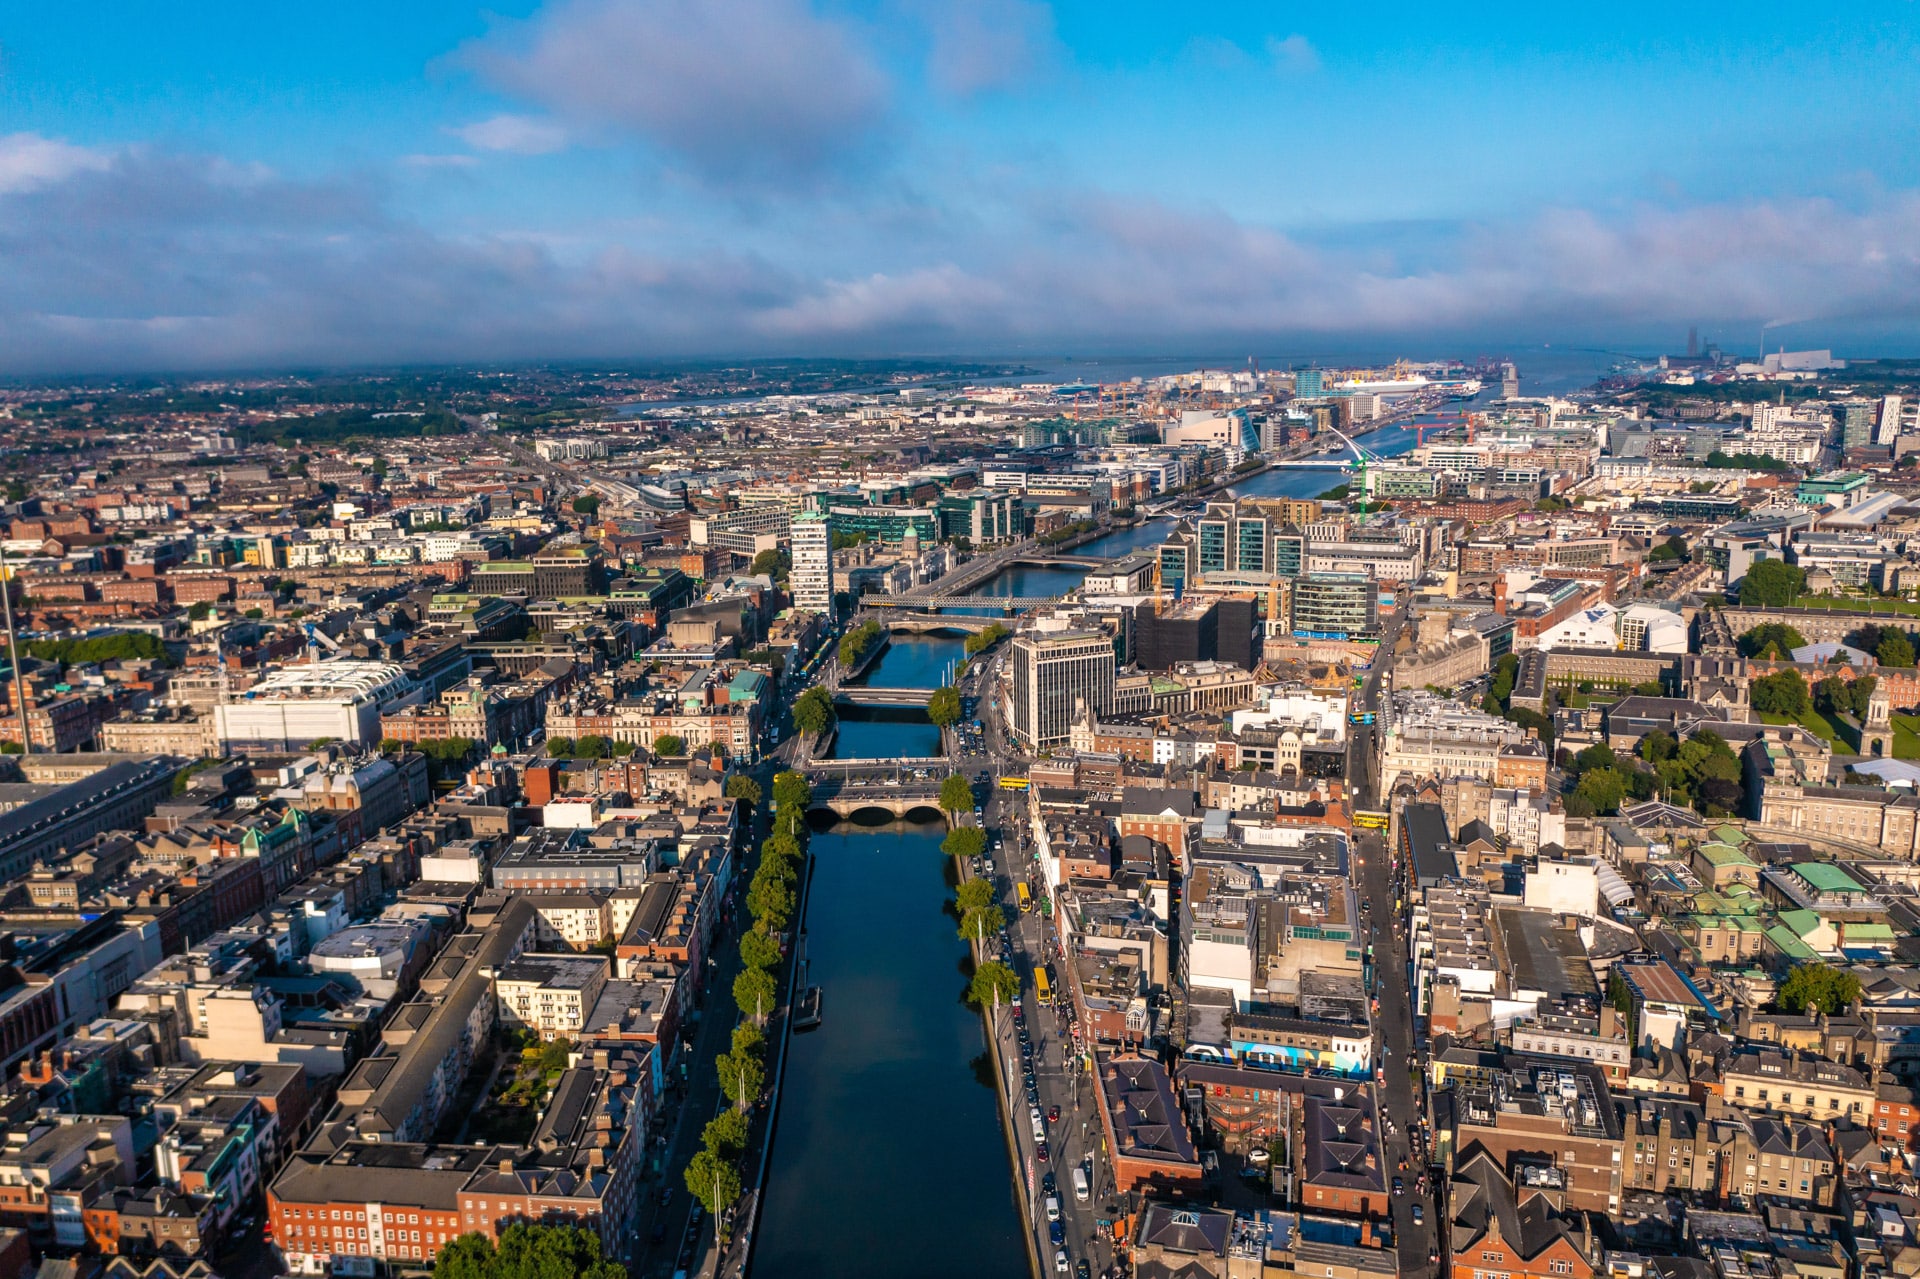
(1352, 809, 1390, 830)
(1016, 882, 1033, 912)
(998, 775, 1031, 790)
(1034, 968, 1051, 1004)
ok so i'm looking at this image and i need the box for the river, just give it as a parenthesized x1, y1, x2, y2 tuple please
(751, 817, 1029, 1278)
(829, 633, 964, 759)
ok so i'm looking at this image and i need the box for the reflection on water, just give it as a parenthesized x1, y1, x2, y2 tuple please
(753, 818, 1027, 1279)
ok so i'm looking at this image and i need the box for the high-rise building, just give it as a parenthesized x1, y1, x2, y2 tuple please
(1837, 399, 1876, 451)
(1194, 501, 1270, 577)
(1011, 629, 1116, 750)
(790, 511, 833, 615)
(1878, 395, 1904, 445)
(1294, 369, 1324, 399)
(1290, 573, 1379, 638)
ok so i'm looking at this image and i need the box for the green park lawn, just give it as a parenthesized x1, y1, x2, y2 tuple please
(1786, 594, 1920, 617)
(1893, 714, 1920, 761)
(1759, 708, 1853, 747)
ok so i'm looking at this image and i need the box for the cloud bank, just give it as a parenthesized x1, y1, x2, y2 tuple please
(4, 131, 1919, 373)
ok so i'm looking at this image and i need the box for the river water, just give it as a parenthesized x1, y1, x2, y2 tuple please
(752, 817, 1029, 1278)
(829, 634, 964, 759)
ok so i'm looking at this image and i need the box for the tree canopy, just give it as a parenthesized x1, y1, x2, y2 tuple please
(733, 965, 777, 1025)
(939, 773, 976, 813)
(1751, 669, 1811, 717)
(26, 632, 167, 667)
(1740, 558, 1805, 607)
(964, 623, 1010, 657)
(684, 1148, 742, 1220)
(772, 770, 812, 811)
(1739, 622, 1807, 660)
(725, 774, 762, 805)
(792, 686, 836, 737)
(652, 733, 685, 757)
(739, 927, 781, 972)
(432, 1223, 624, 1279)
(1777, 963, 1862, 1016)
(941, 825, 987, 858)
(927, 685, 963, 729)
(968, 960, 1020, 1011)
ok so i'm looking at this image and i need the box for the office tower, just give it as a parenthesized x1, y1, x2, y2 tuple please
(1294, 369, 1324, 399)
(790, 511, 833, 615)
(1290, 573, 1379, 638)
(1011, 630, 1115, 749)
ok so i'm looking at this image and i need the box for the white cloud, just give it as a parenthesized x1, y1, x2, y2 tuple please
(0, 133, 109, 194)
(461, 0, 891, 187)
(451, 114, 569, 155)
(3, 139, 1920, 370)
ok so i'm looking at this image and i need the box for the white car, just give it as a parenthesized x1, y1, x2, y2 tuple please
(1055, 1250, 1070, 1274)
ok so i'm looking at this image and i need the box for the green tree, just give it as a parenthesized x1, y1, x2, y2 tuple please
(652, 733, 685, 756)
(1751, 669, 1811, 717)
(1638, 730, 1677, 764)
(792, 686, 836, 736)
(379, 736, 405, 754)
(927, 685, 963, 729)
(739, 927, 782, 971)
(964, 623, 1011, 656)
(734, 966, 777, 1024)
(750, 548, 789, 578)
(942, 826, 987, 858)
(433, 1223, 625, 1279)
(684, 1148, 742, 1221)
(959, 903, 1007, 946)
(939, 773, 975, 813)
(575, 734, 609, 759)
(1777, 963, 1863, 1015)
(772, 770, 812, 811)
(1815, 675, 1851, 717)
(731, 1021, 764, 1057)
(1572, 743, 1619, 776)
(717, 1046, 765, 1110)
(763, 831, 802, 864)
(1873, 626, 1904, 668)
(955, 878, 995, 914)
(1740, 558, 1806, 607)
(968, 959, 1021, 1012)
(702, 1109, 749, 1160)
(187, 600, 212, 621)
(747, 876, 793, 930)
(725, 774, 763, 805)
(545, 736, 575, 758)
(571, 495, 600, 517)
(1739, 622, 1808, 659)
(1574, 768, 1627, 816)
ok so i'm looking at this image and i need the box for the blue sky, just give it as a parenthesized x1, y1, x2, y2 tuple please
(2, 1, 1918, 371)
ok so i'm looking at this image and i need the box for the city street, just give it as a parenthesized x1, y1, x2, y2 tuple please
(973, 797, 1122, 1279)
(1344, 596, 1441, 1278)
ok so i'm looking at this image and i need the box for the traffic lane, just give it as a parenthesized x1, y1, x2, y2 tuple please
(1006, 909, 1107, 1272)
(1355, 833, 1431, 1274)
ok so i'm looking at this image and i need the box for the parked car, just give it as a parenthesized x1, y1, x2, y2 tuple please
(1054, 1250, 1070, 1274)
